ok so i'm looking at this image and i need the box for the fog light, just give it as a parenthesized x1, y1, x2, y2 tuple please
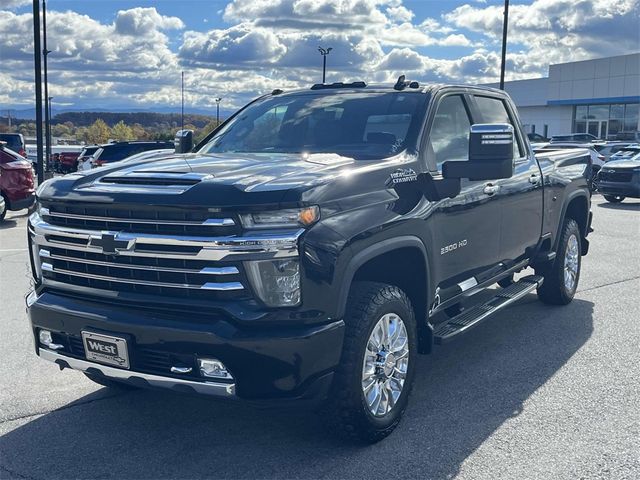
(38, 329, 64, 350)
(39, 329, 53, 346)
(198, 358, 233, 380)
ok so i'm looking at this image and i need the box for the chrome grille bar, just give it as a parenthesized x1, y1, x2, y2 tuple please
(43, 209, 235, 227)
(41, 262, 244, 291)
(31, 215, 302, 260)
(39, 249, 239, 275)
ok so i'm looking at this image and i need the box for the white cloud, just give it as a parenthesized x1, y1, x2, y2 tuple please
(1, 0, 638, 111)
(115, 7, 184, 36)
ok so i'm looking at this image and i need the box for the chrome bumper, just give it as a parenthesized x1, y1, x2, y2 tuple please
(39, 348, 236, 397)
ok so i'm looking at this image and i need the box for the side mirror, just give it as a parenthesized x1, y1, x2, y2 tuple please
(442, 124, 515, 181)
(174, 129, 194, 154)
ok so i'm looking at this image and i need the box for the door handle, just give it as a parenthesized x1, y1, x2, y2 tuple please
(483, 184, 500, 196)
(529, 173, 541, 185)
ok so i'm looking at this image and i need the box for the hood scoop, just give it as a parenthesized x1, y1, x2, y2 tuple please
(87, 171, 213, 194)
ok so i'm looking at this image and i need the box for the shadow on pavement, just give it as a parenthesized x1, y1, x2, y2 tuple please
(596, 200, 640, 211)
(0, 297, 594, 479)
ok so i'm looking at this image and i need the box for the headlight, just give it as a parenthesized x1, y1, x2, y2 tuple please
(245, 258, 301, 307)
(239, 206, 319, 229)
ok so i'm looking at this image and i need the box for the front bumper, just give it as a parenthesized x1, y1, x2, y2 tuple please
(40, 349, 236, 397)
(7, 192, 35, 211)
(597, 180, 640, 198)
(28, 290, 344, 402)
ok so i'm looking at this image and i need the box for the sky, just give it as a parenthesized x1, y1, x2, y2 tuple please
(1, 0, 639, 114)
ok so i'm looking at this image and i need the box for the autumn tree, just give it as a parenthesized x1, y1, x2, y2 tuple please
(86, 119, 111, 144)
(111, 120, 135, 141)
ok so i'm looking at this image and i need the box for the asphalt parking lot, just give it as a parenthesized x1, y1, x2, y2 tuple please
(1, 195, 639, 480)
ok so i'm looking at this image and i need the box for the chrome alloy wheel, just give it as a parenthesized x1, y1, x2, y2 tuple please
(361, 313, 409, 417)
(564, 234, 579, 292)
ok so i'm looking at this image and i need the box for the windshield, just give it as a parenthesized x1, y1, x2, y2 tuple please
(198, 92, 428, 160)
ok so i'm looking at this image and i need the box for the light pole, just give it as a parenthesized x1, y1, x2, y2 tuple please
(43, 0, 52, 170)
(318, 47, 332, 84)
(181, 71, 185, 132)
(499, 0, 510, 90)
(32, 0, 44, 182)
(214, 97, 221, 125)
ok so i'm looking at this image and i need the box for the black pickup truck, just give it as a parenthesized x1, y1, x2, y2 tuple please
(27, 80, 592, 443)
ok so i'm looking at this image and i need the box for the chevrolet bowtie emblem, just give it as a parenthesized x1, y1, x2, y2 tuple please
(89, 232, 135, 255)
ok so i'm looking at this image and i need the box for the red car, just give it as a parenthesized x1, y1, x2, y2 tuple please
(0, 141, 35, 221)
(58, 151, 81, 174)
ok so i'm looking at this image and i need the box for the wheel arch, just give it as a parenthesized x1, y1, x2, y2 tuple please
(554, 190, 590, 254)
(337, 236, 433, 353)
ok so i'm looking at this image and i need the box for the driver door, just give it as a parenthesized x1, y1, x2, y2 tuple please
(422, 93, 503, 299)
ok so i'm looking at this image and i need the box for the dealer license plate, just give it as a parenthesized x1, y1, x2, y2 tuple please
(81, 331, 130, 369)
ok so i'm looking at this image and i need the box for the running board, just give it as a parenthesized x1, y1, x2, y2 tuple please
(433, 275, 543, 344)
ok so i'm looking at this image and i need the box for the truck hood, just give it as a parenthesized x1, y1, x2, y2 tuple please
(36, 151, 411, 208)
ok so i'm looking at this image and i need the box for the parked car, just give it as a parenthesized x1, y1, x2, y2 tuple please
(594, 142, 634, 162)
(74, 146, 100, 172)
(89, 141, 174, 168)
(527, 132, 548, 143)
(550, 133, 600, 143)
(597, 152, 640, 203)
(57, 151, 81, 174)
(609, 131, 640, 142)
(608, 144, 640, 162)
(0, 133, 27, 158)
(0, 142, 35, 220)
(28, 80, 592, 443)
(533, 142, 604, 190)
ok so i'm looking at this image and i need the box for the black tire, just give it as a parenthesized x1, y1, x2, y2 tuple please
(320, 282, 417, 443)
(536, 218, 581, 305)
(604, 195, 624, 203)
(0, 197, 6, 222)
(83, 372, 139, 390)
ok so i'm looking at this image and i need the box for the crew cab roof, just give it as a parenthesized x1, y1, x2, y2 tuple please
(269, 82, 507, 98)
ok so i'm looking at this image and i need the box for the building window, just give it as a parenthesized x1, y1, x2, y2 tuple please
(573, 103, 640, 139)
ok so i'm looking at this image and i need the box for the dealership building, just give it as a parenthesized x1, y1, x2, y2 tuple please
(488, 53, 639, 139)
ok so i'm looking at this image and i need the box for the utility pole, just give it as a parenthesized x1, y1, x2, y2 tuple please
(318, 47, 332, 83)
(32, 0, 44, 182)
(43, 0, 52, 170)
(181, 71, 185, 132)
(214, 98, 221, 125)
(499, 0, 510, 90)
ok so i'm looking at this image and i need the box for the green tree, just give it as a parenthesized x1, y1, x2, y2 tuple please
(86, 119, 111, 144)
(111, 120, 135, 141)
(52, 123, 72, 137)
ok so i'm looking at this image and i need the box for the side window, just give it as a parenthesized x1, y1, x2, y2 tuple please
(473, 95, 525, 158)
(427, 95, 471, 171)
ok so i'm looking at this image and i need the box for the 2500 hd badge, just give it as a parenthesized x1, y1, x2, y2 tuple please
(27, 78, 592, 443)
(441, 239, 468, 255)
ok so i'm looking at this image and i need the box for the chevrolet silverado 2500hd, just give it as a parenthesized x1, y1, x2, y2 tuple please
(27, 80, 592, 443)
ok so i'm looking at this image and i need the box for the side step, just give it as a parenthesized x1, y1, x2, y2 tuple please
(433, 275, 543, 344)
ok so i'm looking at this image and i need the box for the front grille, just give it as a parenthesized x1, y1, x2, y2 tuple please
(40, 246, 248, 301)
(599, 170, 633, 183)
(30, 202, 302, 304)
(42, 203, 239, 236)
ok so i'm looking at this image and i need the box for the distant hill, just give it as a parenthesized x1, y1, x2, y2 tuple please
(3, 106, 226, 121)
(52, 111, 216, 128)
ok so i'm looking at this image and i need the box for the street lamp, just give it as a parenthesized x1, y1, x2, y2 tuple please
(499, 0, 510, 90)
(31, 0, 44, 182)
(214, 98, 221, 125)
(43, 0, 52, 170)
(318, 47, 332, 84)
